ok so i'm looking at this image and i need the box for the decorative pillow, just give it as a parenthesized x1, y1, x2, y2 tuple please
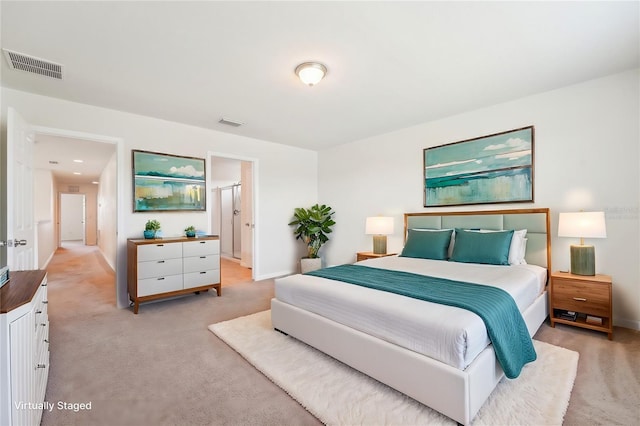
(409, 228, 454, 257)
(455, 228, 527, 265)
(450, 228, 514, 265)
(400, 229, 453, 260)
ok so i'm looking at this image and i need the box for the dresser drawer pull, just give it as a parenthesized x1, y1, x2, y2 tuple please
(200, 256, 206, 259)
(41, 323, 47, 327)
(572, 297, 587, 302)
(36, 364, 46, 369)
(156, 244, 164, 247)
(157, 260, 165, 263)
(35, 310, 42, 314)
(157, 277, 165, 281)
(200, 241, 206, 244)
(41, 283, 47, 287)
(42, 301, 48, 304)
(45, 339, 50, 344)
(200, 271, 207, 274)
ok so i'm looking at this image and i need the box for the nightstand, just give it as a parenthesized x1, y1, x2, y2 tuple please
(356, 252, 397, 262)
(549, 271, 613, 340)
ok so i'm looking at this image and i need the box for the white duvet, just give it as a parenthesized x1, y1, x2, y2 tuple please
(274, 256, 547, 370)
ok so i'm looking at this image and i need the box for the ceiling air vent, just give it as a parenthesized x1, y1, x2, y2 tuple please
(3, 49, 63, 80)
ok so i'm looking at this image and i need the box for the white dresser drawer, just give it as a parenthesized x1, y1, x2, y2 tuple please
(183, 239, 219, 257)
(137, 258, 183, 279)
(184, 270, 221, 289)
(138, 274, 183, 297)
(137, 242, 182, 262)
(183, 255, 221, 274)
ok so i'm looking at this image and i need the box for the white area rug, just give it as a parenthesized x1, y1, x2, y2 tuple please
(209, 310, 578, 425)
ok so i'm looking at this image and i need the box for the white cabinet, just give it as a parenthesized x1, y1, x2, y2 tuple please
(127, 236, 221, 313)
(0, 270, 49, 426)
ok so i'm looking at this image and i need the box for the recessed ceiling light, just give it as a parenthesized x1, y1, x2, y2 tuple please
(91, 181, 99, 185)
(73, 159, 83, 163)
(219, 117, 243, 127)
(48, 160, 58, 164)
(73, 172, 81, 175)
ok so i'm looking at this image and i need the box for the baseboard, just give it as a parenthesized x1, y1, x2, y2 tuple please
(614, 317, 640, 331)
(41, 251, 55, 269)
(254, 270, 294, 281)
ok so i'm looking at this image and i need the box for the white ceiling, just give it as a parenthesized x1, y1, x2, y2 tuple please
(2, 1, 639, 154)
(33, 134, 115, 184)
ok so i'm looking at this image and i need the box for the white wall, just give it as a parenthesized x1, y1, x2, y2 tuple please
(98, 152, 117, 270)
(34, 169, 56, 268)
(1, 88, 318, 308)
(319, 69, 640, 329)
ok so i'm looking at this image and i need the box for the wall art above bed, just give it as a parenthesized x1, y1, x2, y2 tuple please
(132, 149, 206, 212)
(423, 126, 534, 207)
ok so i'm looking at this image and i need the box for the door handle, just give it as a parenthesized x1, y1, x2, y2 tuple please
(0, 239, 27, 247)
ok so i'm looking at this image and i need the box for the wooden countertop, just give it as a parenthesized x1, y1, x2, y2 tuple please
(0, 270, 47, 314)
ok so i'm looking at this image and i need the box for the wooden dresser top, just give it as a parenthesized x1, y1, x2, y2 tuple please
(127, 235, 219, 245)
(0, 270, 47, 314)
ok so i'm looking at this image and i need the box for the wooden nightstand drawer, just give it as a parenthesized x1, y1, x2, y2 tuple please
(552, 280, 609, 317)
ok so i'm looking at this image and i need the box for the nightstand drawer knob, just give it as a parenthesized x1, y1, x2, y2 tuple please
(572, 297, 587, 302)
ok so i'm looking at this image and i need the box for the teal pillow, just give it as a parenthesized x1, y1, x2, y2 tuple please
(450, 229, 514, 265)
(400, 229, 453, 260)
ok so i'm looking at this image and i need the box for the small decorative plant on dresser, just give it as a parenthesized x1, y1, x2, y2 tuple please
(549, 271, 613, 340)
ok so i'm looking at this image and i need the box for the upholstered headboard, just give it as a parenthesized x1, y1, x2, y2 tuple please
(404, 208, 551, 270)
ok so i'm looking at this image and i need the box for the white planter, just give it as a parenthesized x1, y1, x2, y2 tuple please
(300, 258, 322, 273)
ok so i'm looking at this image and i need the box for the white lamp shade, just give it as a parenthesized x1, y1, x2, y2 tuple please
(558, 211, 607, 239)
(295, 62, 327, 86)
(365, 217, 394, 235)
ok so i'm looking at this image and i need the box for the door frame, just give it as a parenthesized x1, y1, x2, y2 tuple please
(207, 151, 257, 279)
(32, 125, 127, 307)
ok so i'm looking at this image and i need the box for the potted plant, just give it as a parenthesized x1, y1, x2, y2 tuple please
(144, 219, 161, 239)
(288, 204, 336, 273)
(184, 225, 196, 238)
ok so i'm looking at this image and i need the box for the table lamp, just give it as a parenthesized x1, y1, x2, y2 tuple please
(558, 211, 606, 276)
(365, 217, 394, 254)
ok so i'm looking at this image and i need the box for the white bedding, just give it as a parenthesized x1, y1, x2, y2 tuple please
(274, 256, 547, 370)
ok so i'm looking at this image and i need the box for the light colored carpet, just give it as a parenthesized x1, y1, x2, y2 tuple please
(209, 310, 579, 426)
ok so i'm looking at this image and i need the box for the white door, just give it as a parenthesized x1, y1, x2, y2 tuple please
(60, 193, 86, 244)
(5, 108, 36, 270)
(240, 161, 253, 269)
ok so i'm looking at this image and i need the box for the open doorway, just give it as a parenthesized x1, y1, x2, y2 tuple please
(209, 155, 254, 284)
(59, 193, 86, 246)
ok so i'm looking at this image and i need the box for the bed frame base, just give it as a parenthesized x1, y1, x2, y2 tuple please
(271, 291, 548, 425)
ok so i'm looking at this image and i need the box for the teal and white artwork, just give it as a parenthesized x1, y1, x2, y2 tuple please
(424, 126, 534, 207)
(133, 150, 206, 211)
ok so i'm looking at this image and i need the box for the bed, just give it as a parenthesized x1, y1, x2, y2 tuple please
(271, 208, 551, 425)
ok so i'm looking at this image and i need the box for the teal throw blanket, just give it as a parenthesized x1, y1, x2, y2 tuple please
(305, 264, 536, 378)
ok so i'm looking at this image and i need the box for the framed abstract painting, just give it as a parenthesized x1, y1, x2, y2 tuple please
(132, 150, 206, 212)
(424, 126, 534, 207)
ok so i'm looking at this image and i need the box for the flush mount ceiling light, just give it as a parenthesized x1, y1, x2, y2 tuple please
(295, 62, 327, 86)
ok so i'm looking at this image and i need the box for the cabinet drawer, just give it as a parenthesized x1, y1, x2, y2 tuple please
(183, 239, 219, 257)
(553, 280, 609, 316)
(138, 258, 182, 279)
(137, 242, 182, 262)
(138, 274, 183, 297)
(184, 270, 220, 289)
(183, 255, 220, 274)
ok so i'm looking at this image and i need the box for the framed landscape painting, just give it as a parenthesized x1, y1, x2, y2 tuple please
(424, 126, 534, 207)
(132, 150, 206, 212)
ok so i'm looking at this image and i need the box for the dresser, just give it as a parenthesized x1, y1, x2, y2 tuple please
(0, 270, 50, 426)
(127, 236, 221, 313)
